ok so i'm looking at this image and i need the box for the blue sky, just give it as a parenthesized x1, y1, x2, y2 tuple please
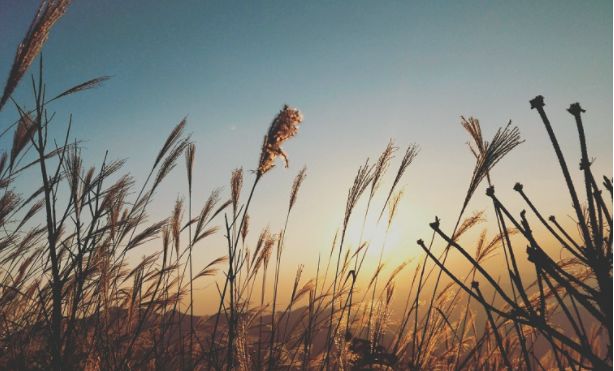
(0, 0, 611, 312)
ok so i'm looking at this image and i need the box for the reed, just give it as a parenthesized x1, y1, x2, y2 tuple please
(0, 3, 610, 370)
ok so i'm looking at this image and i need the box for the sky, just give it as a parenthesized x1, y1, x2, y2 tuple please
(0, 0, 612, 314)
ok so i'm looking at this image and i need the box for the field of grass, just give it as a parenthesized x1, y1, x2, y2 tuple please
(0, 1, 611, 370)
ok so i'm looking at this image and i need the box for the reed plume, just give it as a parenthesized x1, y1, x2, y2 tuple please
(378, 144, 419, 221)
(0, 0, 71, 110)
(257, 105, 303, 176)
(289, 166, 307, 212)
(51, 76, 111, 101)
(460, 117, 523, 212)
(185, 143, 195, 192)
(231, 167, 244, 216)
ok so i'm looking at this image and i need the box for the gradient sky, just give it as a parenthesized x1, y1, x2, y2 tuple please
(1, 0, 612, 313)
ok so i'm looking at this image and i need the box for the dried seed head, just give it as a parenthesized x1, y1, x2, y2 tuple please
(257, 105, 303, 176)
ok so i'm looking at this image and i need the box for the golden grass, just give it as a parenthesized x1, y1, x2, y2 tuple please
(0, 3, 610, 371)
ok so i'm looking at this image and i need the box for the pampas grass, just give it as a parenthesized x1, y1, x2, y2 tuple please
(0, 4, 610, 371)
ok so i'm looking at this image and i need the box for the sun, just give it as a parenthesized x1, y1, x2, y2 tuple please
(345, 213, 404, 261)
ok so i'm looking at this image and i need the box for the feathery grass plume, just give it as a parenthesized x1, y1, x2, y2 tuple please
(192, 189, 229, 245)
(344, 160, 373, 230)
(125, 219, 168, 251)
(355, 141, 395, 263)
(155, 118, 187, 168)
(387, 190, 404, 227)
(154, 137, 191, 189)
(461, 116, 486, 159)
(185, 143, 195, 193)
(476, 229, 518, 263)
(231, 167, 243, 216)
(384, 262, 407, 288)
(65, 148, 83, 216)
(0, 192, 20, 225)
(193, 256, 228, 280)
(461, 118, 523, 211)
(241, 213, 249, 244)
(51, 76, 111, 101)
(257, 105, 303, 176)
(452, 211, 485, 241)
(323, 161, 373, 367)
(289, 166, 307, 212)
(11, 110, 37, 170)
(171, 198, 183, 255)
(0, 0, 71, 110)
(251, 227, 269, 267)
(250, 228, 275, 278)
(370, 140, 396, 200)
(0, 153, 7, 176)
(378, 144, 419, 221)
(365, 262, 386, 293)
(16, 199, 44, 231)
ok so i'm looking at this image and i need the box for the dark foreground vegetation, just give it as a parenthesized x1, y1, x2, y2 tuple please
(0, 1, 611, 370)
